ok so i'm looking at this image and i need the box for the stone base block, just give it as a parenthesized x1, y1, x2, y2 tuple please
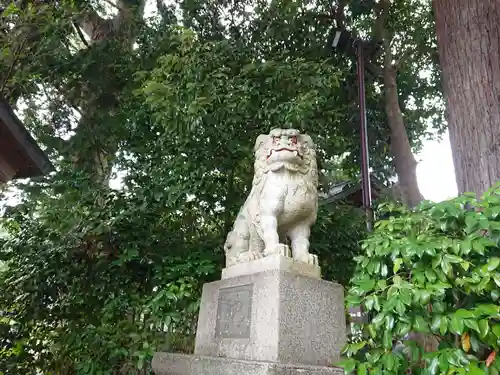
(152, 353, 344, 375)
(194, 269, 346, 366)
(221, 254, 321, 280)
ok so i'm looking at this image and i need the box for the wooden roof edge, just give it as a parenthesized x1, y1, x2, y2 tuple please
(321, 176, 385, 204)
(0, 98, 54, 178)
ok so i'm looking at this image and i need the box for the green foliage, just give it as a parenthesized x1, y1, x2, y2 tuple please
(0, 22, 366, 372)
(142, 29, 341, 135)
(339, 185, 500, 375)
(314, 204, 367, 286)
(0, 171, 219, 374)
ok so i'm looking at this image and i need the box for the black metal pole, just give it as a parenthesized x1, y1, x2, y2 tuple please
(356, 41, 373, 232)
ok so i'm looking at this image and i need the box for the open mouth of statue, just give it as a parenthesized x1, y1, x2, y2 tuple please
(267, 148, 302, 159)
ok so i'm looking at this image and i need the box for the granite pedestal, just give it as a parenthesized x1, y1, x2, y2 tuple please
(152, 353, 345, 375)
(152, 256, 346, 375)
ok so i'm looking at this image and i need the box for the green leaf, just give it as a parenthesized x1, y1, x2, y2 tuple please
(372, 313, 385, 328)
(431, 315, 442, 333)
(470, 333, 480, 353)
(445, 254, 464, 264)
(337, 358, 356, 373)
(377, 279, 388, 289)
(380, 263, 388, 277)
(460, 239, 473, 255)
(393, 275, 403, 285)
(400, 288, 412, 305)
(408, 343, 420, 362)
(383, 330, 392, 349)
(414, 315, 429, 332)
(493, 274, 500, 287)
(487, 257, 500, 271)
(492, 324, 500, 337)
(450, 314, 464, 334)
(428, 356, 439, 375)
(387, 286, 398, 298)
(357, 363, 367, 375)
(385, 314, 395, 330)
(455, 309, 475, 319)
(441, 259, 452, 275)
(492, 289, 500, 301)
(393, 258, 403, 273)
(475, 304, 500, 317)
(384, 353, 396, 371)
(137, 356, 145, 370)
(439, 353, 450, 373)
(397, 322, 412, 336)
(367, 324, 377, 339)
(395, 300, 405, 315)
(467, 364, 485, 375)
(347, 341, 367, 355)
(465, 215, 477, 232)
(420, 290, 431, 304)
(373, 295, 381, 311)
(440, 316, 449, 335)
(432, 256, 442, 269)
(425, 269, 437, 283)
(478, 274, 491, 291)
(357, 279, 376, 293)
(472, 239, 486, 254)
(464, 319, 480, 333)
(478, 319, 489, 338)
(364, 296, 374, 311)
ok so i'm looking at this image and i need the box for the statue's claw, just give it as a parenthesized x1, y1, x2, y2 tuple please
(308, 253, 319, 265)
(248, 251, 263, 261)
(292, 252, 318, 265)
(264, 244, 291, 258)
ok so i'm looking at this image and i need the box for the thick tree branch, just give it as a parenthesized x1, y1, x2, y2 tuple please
(78, 4, 107, 40)
(0, 34, 28, 96)
(393, 45, 417, 70)
(333, 0, 347, 30)
(373, 0, 391, 41)
(72, 21, 90, 48)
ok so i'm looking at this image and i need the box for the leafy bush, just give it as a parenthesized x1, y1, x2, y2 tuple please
(340, 185, 500, 375)
(0, 172, 219, 375)
(313, 204, 367, 286)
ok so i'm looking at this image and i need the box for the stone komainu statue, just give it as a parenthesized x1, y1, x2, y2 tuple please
(224, 128, 318, 267)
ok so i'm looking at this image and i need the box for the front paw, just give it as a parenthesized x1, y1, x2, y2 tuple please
(248, 251, 264, 261)
(293, 253, 317, 265)
(308, 254, 319, 265)
(264, 244, 291, 257)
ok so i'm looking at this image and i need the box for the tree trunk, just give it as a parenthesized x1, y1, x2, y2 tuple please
(383, 67, 423, 208)
(433, 0, 500, 196)
(382, 35, 423, 208)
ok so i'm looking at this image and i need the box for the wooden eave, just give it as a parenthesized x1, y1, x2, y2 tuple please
(0, 98, 54, 182)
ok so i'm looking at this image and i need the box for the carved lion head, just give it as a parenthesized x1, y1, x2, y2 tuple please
(252, 128, 317, 187)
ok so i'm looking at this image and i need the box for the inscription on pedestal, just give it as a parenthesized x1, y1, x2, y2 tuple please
(215, 284, 253, 339)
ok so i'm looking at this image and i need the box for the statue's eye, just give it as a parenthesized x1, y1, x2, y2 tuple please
(273, 136, 280, 144)
(291, 136, 297, 144)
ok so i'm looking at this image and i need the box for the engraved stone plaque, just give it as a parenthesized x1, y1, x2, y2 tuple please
(215, 284, 253, 339)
